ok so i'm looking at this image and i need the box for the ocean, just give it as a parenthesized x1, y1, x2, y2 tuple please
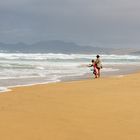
(0, 53, 140, 92)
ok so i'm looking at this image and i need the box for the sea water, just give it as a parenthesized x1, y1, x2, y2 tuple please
(0, 53, 140, 92)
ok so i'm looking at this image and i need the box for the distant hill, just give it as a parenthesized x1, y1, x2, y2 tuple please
(0, 40, 113, 54)
(0, 40, 139, 54)
(129, 51, 140, 55)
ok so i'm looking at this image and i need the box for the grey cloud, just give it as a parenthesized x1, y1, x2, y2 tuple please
(0, 0, 140, 47)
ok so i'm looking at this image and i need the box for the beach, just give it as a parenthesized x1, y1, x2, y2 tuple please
(1, 0, 140, 139)
(0, 72, 140, 140)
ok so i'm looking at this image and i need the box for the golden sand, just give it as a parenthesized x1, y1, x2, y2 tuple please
(0, 72, 140, 140)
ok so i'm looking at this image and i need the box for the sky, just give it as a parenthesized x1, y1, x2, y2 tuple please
(0, 0, 140, 48)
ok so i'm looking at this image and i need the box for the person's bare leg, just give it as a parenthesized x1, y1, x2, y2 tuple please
(95, 74, 97, 78)
(98, 69, 100, 78)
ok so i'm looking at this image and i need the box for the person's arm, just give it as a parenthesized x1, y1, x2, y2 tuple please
(87, 64, 93, 67)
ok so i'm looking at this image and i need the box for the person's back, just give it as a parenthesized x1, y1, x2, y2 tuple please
(95, 57, 101, 69)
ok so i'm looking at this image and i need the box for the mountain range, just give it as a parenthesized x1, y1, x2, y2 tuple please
(0, 40, 140, 54)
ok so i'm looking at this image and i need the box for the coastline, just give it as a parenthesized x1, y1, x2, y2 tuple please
(0, 71, 140, 139)
(1, 63, 140, 93)
(0, 52, 140, 93)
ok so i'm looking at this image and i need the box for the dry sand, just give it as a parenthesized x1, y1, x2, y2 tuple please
(0, 72, 140, 140)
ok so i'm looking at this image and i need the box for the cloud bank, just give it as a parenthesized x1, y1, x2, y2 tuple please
(0, 0, 140, 47)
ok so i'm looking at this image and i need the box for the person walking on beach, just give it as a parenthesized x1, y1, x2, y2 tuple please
(88, 59, 98, 78)
(95, 55, 102, 78)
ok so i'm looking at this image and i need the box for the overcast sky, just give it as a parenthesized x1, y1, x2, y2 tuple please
(0, 0, 140, 47)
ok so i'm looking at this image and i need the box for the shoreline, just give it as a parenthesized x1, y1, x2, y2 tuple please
(1, 66, 140, 93)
